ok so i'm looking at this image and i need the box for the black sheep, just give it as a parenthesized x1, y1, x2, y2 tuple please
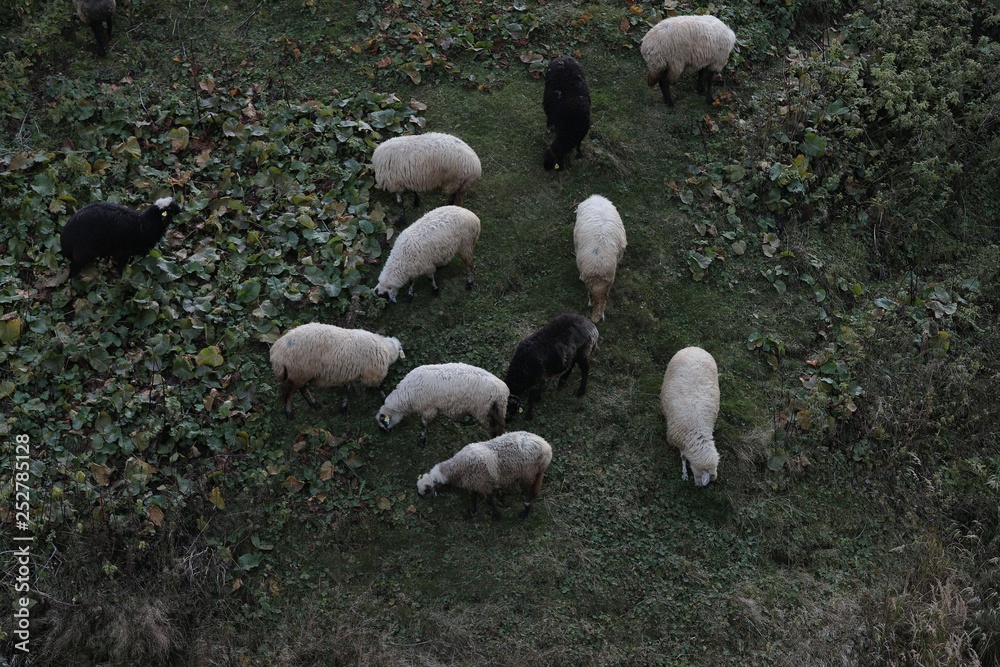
(60, 197, 180, 278)
(542, 56, 592, 171)
(504, 313, 600, 421)
(74, 0, 116, 58)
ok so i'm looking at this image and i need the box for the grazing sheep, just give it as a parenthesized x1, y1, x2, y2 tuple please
(660, 346, 720, 487)
(375, 205, 480, 303)
(74, 0, 116, 58)
(574, 195, 627, 323)
(542, 56, 592, 171)
(372, 132, 482, 224)
(60, 196, 180, 278)
(269, 323, 404, 420)
(377, 363, 508, 448)
(640, 15, 736, 107)
(505, 314, 599, 421)
(417, 431, 552, 520)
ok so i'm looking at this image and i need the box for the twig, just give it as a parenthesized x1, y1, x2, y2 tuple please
(235, 1, 265, 35)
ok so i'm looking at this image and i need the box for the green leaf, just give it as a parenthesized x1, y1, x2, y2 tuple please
(238, 552, 263, 570)
(0, 315, 23, 345)
(195, 346, 224, 367)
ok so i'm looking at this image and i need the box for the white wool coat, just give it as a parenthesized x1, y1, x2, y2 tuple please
(660, 346, 720, 486)
(417, 431, 552, 497)
(270, 323, 403, 388)
(372, 132, 482, 205)
(377, 363, 508, 431)
(375, 206, 480, 300)
(574, 195, 627, 323)
(640, 15, 736, 86)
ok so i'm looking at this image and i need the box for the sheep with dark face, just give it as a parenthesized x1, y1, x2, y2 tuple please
(641, 15, 736, 107)
(60, 197, 180, 278)
(74, 0, 116, 58)
(504, 314, 599, 421)
(542, 56, 591, 171)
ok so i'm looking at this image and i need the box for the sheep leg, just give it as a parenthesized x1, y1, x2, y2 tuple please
(417, 417, 428, 449)
(429, 273, 440, 297)
(468, 494, 479, 518)
(486, 494, 502, 521)
(90, 23, 108, 57)
(519, 472, 544, 519)
(576, 356, 590, 397)
(681, 457, 689, 482)
(405, 282, 415, 303)
(524, 388, 541, 421)
(278, 379, 298, 420)
(412, 192, 421, 208)
(696, 68, 706, 94)
(106, 14, 113, 38)
(460, 250, 475, 290)
(302, 387, 321, 411)
(395, 193, 407, 227)
(340, 385, 350, 415)
(702, 69, 716, 104)
(556, 363, 576, 390)
(658, 77, 674, 107)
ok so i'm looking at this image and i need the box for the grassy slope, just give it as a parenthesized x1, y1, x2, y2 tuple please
(255, 23, 880, 667)
(2, 1, 994, 665)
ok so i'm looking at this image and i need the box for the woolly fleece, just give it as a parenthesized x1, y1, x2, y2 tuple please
(372, 132, 482, 205)
(660, 346, 720, 486)
(574, 195, 627, 322)
(270, 323, 403, 416)
(375, 205, 480, 301)
(640, 15, 736, 104)
(542, 56, 591, 171)
(377, 363, 508, 440)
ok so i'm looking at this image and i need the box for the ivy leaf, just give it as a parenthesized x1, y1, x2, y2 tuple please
(196, 346, 224, 367)
(168, 127, 190, 152)
(283, 475, 305, 493)
(0, 314, 23, 345)
(209, 486, 226, 509)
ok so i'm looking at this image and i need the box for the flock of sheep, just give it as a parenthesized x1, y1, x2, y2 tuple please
(61, 9, 738, 519)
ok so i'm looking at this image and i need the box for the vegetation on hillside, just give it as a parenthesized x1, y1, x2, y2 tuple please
(1, 0, 998, 664)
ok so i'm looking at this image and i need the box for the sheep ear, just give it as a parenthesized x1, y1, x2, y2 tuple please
(399, 351, 406, 359)
(554, 163, 560, 170)
(699, 471, 710, 486)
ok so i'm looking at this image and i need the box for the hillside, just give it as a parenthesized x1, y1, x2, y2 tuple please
(1, 0, 998, 665)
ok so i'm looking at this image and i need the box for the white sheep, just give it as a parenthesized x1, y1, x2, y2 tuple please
(375, 205, 480, 303)
(417, 431, 553, 520)
(372, 132, 482, 224)
(640, 15, 736, 107)
(376, 363, 508, 448)
(660, 346, 720, 487)
(574, 194, 627, 323)
(269, 323, 404, 420)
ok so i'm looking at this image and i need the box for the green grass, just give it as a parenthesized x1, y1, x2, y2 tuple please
(2, 1, 999, 665)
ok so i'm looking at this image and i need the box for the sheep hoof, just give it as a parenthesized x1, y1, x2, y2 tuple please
(417, 435, 426, 449)
(465, 280, 474, 291)
(432, 287, 441, 297)
(518, 506, 531, 520)
(283, 409, 294, 421)
(405, 292, 414, 303)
